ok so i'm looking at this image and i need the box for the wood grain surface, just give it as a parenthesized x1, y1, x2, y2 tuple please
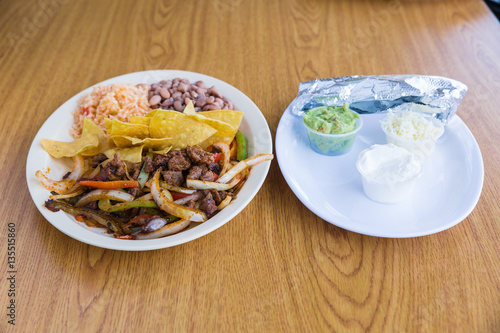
(1, 0, 500, 332)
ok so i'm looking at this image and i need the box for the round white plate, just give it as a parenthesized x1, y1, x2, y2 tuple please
(276, 105, 484, 238)
(27, 70, 273, 250)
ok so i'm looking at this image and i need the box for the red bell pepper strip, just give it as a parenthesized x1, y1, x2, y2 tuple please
(115, 235, 134, 239)
(78, 180, 139, 189)
(171, 192, 191, 201)
(213, 152, 221, 163)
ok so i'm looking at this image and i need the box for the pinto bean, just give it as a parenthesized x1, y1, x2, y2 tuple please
(149, 95, 161, 106)
(207, 86, 222, 98)
(159, 88, 170, 99)
(196, 96, 207, 107)
(178, 83, 188, 93)
(173, 100, 184, 111)
(148, 78, 235, 112)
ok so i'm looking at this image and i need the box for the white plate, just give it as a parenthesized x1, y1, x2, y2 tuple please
(276, 105, 484, 238)
(26, 70, 273, 250)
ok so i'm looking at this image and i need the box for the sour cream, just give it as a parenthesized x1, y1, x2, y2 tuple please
(356, 144, 422, 204)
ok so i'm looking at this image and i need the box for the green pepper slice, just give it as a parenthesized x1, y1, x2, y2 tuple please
(236, 131, 247, 161)
(98, 199, 158, 212)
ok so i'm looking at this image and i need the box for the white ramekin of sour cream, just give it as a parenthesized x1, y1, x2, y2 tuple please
(356, 144, 422, 204)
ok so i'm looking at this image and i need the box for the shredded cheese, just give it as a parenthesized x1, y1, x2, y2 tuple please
(381, 110, 444, 141)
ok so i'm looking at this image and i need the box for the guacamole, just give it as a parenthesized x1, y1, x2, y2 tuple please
(303, 104, 358, 134)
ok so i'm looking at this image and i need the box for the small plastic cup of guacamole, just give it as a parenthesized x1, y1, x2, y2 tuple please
(302, 104, 363, 156)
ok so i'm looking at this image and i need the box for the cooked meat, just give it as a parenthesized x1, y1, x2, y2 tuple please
(184, 200, 196, 209)
(200, 169, 216, 182)
(91, 153, 108, 168)
(91, 154, 127, 181)
(153, 154, 170, 170)
(127, 187, 144, 198)
(85, 201, 98, 210)
(187, 165, 204, 180)
(186, 145, 215, 165)
(162, 170, 184, 186)
(167, 149, 191, 171)
(126, 214, 151, 227)
(131, 164, 141, 180)
(210, 190, 227, 205)
(208, 162, 221, 174)
(142, 155, 155, 173)
(110, 154, 127, 177)
(200, 190, 217, 215)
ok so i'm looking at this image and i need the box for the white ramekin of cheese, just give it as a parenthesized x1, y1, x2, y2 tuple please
(356, 144, 422, 204)
(381, 110, 444, 162)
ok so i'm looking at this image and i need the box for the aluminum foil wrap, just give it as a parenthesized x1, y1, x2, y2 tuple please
(290, 75, 467, 123)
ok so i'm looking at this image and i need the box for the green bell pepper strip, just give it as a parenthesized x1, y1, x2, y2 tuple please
(236, 131, 248, 161)
(98, 199, 158, 212)
(45, 199, 124, 234)
(137, 152, 153, 188)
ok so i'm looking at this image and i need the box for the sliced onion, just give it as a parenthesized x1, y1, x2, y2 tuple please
(59, 163, 105, 197)
(36, 155, 85, 194)
(216, 154, 274, 184)
(75, 189, 135, 207)
(142, 217, 168, 233)
(136, 193, 153, 201)
(185, 172, 244, 191)
(135, 219, 191, 240)
(150, 171, 207, 222)
(212, 142, 231, 175)
(160, 181, 196, 194)
(173, 191, 203, 205)
(49, 188, 86, 200)
(217, 196, 232, 210)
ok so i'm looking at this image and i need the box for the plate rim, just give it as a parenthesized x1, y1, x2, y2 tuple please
(26, 69, 273, 250)
(275, 105, 484, 238)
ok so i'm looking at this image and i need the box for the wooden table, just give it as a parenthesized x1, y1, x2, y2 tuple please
(1, 0, 500, 331)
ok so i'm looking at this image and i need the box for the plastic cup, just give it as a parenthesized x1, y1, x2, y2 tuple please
(356, 144, 423, 204)
(303, 117, 363, 156)
(381, 116, 444, 162)
(358, 169, 422, 204)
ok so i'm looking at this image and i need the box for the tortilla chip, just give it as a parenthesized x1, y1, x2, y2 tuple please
(41, 119, 102, 158)
(200, 136, 228, 148)
(149, 110, 217, 148)
(145, 109, 160, 117)
(195, 111, 244, 148)
(129, 116, 152, 126)
(104, 146, 144, 163)
(198, 110, 244, 131)
(104, 118, 113, 134)
(188, 114, 234, 137)
(108, 119, 149, 138)
(183, 101, 196, 115)
(150, 146, 172, 155)
(41, 136, 98, 159)
(110, 135, 173, 149)
(79, 119, 113, 156)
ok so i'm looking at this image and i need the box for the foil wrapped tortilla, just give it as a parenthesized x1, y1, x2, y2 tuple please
(290, 75, 467, 124)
